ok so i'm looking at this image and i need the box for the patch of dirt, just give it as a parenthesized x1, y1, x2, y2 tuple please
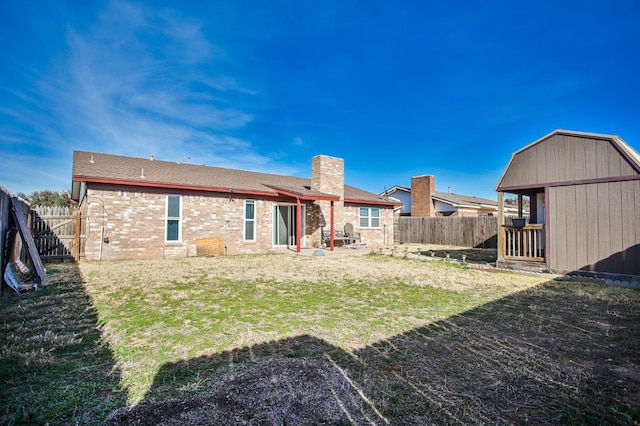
(103, 357, 383, 425)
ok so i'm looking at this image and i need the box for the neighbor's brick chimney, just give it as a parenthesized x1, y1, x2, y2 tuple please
(411, 174, 435, 217)
(311, 155, 344, 198)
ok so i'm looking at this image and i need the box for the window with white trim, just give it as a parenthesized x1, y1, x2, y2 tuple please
(244, 200, 256, 241)
(359, 207, 380, 228)
(166, 195, 182, 241)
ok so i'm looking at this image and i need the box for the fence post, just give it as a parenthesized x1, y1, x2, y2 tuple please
(74, 210, 82, 261)
(497, 192, 505, 261)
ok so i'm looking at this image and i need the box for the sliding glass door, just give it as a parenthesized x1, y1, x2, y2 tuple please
(273, 204, 305, 248)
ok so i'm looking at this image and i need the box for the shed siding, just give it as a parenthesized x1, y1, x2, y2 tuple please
(500, 134, 637, 188)
(585, 183, 599, 269)
(549, 180, 640, 275)
(574, 184, 588, 268)
(597, 183, 611, 272)
(635, 181, 640, 273)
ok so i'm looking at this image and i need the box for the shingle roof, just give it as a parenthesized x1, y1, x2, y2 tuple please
(379, 185, 410, 197)
(431, 191, 498, 208)
(72, 151, 396, 205)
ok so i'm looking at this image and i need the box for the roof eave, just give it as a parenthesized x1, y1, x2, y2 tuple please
(73, 176, 279, 197)
(345, 197, 401, 206)
(269, 187, 340, 201)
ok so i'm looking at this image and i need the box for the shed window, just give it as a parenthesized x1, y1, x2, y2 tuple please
(244, 200, 256, 241)
(166, 195, 182, 241)
(359, 207, 380, 228)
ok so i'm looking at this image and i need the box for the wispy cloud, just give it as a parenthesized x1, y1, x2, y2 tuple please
(2, 0, 286, 191)
(51, 1, 259, 158)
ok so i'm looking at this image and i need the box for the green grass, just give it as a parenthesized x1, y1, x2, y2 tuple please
(2, 254, 639, 424)
(87, 268, 495, 402)
(0, 264, 126, 425)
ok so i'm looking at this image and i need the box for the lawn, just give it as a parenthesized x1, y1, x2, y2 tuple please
(1, 253, 639, 424)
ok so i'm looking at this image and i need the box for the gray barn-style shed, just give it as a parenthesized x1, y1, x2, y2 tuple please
(495, 130, 640, 276)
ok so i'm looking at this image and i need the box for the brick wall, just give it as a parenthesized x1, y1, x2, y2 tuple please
(311, 155, 344, 198)
(81, 185, 281, 260)
(411, 175, 435, 217)
(79, 155, 394, 260)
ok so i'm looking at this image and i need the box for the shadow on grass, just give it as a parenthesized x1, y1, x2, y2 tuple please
(110, 279, 640, 425)
(0, 262, 126, 425)
(418, 247, 497, 263)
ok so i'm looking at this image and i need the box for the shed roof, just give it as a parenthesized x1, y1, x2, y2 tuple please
(496, 130, 640, 192)
(72, 151, 397, 206)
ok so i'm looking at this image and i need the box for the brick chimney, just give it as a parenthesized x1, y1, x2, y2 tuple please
(411, 174, 435, 217)
(311, 155, 344, 198)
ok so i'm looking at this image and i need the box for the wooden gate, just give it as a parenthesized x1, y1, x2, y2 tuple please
(31, 207, 83, 261)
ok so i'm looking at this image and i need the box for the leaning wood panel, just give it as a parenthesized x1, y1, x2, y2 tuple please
(10, 199, 46, 283)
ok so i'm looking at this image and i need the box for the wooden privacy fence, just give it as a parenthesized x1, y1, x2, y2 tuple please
(395, 216, 498, 248)
(32, 206, 83, 261)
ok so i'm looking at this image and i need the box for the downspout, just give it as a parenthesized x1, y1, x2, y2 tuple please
(497, 192, 505, 263)
(99, 226, 104, 261)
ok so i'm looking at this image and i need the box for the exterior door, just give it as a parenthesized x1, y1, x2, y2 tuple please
(273, 204, 305, 248)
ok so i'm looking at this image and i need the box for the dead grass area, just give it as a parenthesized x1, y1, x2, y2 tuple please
(3, 253, 640, 424)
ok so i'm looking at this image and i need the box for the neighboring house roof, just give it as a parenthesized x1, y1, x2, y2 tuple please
(431, 192, 500, 209)
(381, 185, 410, 196)
(381, 185, 505, 211)
(72, 151, 397, 206)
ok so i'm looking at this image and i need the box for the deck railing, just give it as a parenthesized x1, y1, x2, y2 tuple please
(502, 224, 545, 262)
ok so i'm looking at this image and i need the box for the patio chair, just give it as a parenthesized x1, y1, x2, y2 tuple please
(344, 222, 361, 245)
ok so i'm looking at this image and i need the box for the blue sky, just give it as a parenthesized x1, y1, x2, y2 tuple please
(1, 1, 639, 200)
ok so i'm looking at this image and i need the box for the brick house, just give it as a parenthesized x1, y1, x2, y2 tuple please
(383, 175, 515, 217)
(71, 151, 398, 260)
